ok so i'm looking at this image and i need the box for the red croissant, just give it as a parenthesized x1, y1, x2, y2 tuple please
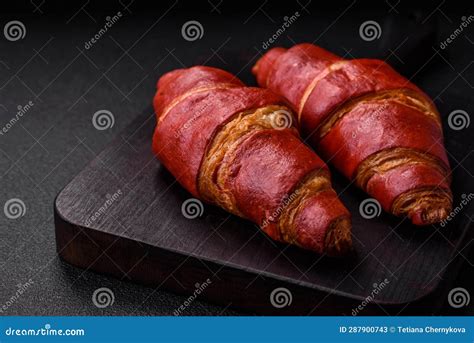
(253, 43, 452, 225)
(152, 66, 352, 255)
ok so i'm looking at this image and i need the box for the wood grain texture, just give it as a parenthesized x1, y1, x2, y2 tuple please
(54, 107, 474, 315)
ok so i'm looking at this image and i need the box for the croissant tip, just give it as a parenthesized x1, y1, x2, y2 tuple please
(409, 205, 451, 226)
(251, 64, 258, 75)
(324, 216, 353, 257)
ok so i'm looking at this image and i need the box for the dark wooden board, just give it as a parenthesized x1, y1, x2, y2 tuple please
(55, 99, 474, 315)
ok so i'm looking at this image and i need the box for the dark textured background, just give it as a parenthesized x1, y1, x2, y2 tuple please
(0, 0, 473, 315)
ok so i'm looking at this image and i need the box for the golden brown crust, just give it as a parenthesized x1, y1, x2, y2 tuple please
(198, 104, 351, 252)
(314, 87, 451, 226)
(357, 148, 452, 225)
(324, 216, 352, 256)
(276, 169, 352, 255)
(252, 45, 452, 226)
(297, 61, 349, 120)
(277, 170, 331, 242)
(355, 147, 449, 190)
(155, 66, 352, 253)
(198, 105, 297, 215)
(392, 187, 452, 225)
(317, 88, 441, 140)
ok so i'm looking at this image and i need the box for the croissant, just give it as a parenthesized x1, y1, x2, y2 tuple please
(152, 66, 352, 255)
(253, 43, 452, 225)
